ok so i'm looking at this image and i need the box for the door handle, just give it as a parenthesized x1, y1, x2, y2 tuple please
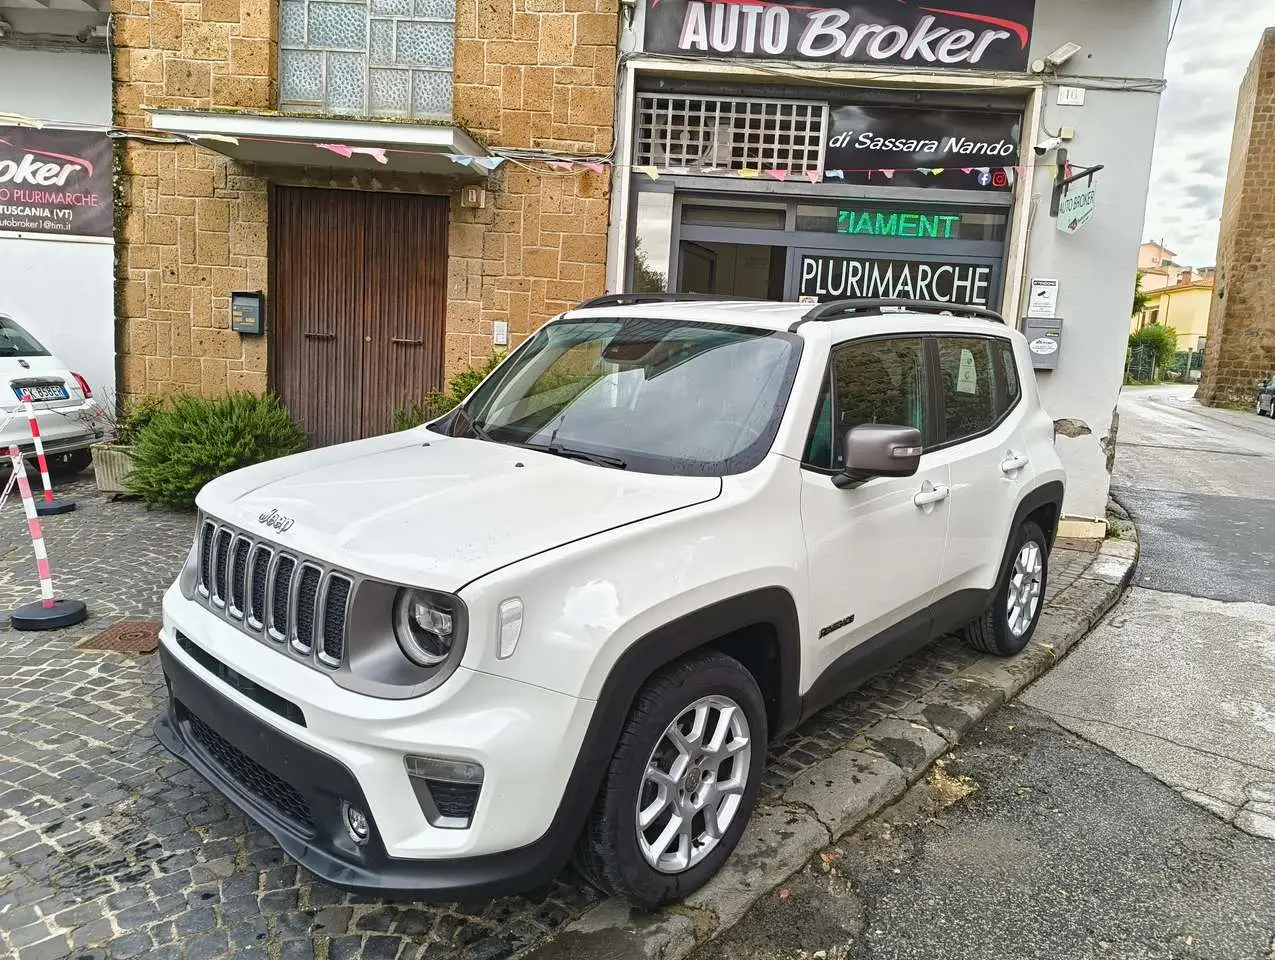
(914, 483, 950, 508)
(1000, 452, 1029, 474)
(392, 337, 424, 346)
(303, 331, 335, 340)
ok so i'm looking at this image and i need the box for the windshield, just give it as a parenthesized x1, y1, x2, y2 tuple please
(0, 316, 50, 358)
(439, 317, 802, 476)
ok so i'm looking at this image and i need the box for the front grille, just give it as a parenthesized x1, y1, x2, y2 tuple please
(270, 556, 296, 640)
(294, 565, 321, 651)
(195, 517, 353, 670)
(183, 703, 315, 832)
(212, 530, 232, 606)
(229, 539, 250, 617)
(248, 546, 271, 627)
(427, 780, 482, 822)
(321, 576, 351, 664)
(177, 632, 306, 727)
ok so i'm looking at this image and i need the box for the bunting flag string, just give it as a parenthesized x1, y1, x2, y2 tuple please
(1, 110, 1034, 187)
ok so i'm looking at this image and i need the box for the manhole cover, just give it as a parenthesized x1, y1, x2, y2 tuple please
(79, 620, 160, 654)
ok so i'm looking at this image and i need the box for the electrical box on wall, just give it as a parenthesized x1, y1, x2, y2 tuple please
(1025, 318, 1063, 371)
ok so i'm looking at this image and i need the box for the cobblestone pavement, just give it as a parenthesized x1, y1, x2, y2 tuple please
(0, 477, 1098, 960)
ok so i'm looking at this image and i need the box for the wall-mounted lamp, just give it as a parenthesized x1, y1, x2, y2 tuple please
(1031, 41, 1082, 74)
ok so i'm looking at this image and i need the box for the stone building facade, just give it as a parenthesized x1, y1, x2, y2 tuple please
(111, 0, 616, 441)
(1198, 28, 1275, 407)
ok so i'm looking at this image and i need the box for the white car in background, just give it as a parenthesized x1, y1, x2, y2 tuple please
(0, 313, 104, 476)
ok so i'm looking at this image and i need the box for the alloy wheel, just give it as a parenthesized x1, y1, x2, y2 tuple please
(1006, 540, 1044, 638)
(635, 695, 752, 874)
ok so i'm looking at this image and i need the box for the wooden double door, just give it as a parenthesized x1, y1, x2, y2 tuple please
(270, 186, 448, 447)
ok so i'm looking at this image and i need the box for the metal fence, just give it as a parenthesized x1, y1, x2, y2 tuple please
(1126, 344, 1158, 383)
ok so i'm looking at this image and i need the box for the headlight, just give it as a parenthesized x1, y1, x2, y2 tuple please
(394, 589, 459, 667)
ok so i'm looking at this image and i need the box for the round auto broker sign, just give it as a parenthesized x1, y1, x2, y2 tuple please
(0, 128, 113, 239)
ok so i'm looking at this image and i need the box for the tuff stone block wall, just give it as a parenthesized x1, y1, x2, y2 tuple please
(446, 0, 617, 368)
(1197, 28, 1275, 407)
(111, 0, 618, 401)
(111, 0, 275, 397)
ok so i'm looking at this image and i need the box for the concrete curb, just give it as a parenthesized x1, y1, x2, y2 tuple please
(522, 528, 1139, 960)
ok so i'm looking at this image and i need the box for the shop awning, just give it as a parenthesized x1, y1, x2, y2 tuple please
(147, 110, 494, 180)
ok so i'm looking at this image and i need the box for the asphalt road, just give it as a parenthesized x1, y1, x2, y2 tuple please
(693, 385, 1275, 960)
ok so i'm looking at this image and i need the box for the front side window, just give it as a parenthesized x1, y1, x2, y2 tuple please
(443, 318, 802, 476)
(937, 337, 998, 443)
(805, 337, 928, 470)
(0, 316, 50, 358)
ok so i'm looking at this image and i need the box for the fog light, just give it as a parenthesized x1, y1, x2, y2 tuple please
(343, 801, 370, 844)
(405, 755, 485, 830)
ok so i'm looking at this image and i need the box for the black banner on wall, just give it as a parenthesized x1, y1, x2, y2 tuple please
(644, 0, 1036, 71)
(0, 128, 113, 239)
(800, 254, 997, 305)
(825, 105, 1021, 190)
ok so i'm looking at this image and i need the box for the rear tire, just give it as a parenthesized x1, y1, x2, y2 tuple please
(572, 650, 767, 909)
(963, 520, 1049, 657)
(50, 449, 92, 477)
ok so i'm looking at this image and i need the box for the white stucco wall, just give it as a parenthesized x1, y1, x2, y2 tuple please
(0, 48, 116, 402)
(1025, 1, 1173, 523)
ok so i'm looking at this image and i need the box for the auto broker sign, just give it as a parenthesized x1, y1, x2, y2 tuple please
(0, 128, 112, 239)
(644, 0, 1036, 71)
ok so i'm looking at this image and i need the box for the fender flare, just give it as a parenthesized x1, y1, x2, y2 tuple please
(530, 587, 802, 867)
(998, 480, 1066, 580)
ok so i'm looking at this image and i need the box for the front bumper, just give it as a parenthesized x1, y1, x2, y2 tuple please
(156, 592, 605, 899)
(157, 646, 575, 898)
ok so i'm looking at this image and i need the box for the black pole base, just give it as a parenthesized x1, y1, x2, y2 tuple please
(35, 498, 76, 516)
(10, 599, 88, 631)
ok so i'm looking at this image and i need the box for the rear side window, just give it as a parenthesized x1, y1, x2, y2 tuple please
(937, 338, 998, 443)
(996, 339, 1021, 410)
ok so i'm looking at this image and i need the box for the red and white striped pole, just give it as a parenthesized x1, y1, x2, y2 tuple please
(19, 389, 75, 516)
(6, 445, 86, 630)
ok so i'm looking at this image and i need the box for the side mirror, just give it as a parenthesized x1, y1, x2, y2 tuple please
(833, 424, 924, 489)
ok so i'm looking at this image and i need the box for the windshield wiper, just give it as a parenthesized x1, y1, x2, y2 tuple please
(452, 403, 493, 443)
(519, 442, 627, 470)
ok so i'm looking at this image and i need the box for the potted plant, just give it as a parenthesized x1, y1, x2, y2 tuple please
(91, 395, 162, 495)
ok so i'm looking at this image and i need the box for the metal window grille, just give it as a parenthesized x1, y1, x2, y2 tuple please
(279, 0, 455, 121)
(634, 94, 827, 176)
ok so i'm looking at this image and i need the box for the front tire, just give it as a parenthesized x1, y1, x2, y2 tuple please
(963, 520, 1049, 657)
(573, 650, 767, 908)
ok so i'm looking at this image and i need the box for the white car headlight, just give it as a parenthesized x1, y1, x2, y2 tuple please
(393, 589, 458, 667)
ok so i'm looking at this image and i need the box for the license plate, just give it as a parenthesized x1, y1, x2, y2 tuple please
(14, 384, 69, 402)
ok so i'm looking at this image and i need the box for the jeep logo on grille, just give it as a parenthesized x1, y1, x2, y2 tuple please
(258, 509, 295, 533)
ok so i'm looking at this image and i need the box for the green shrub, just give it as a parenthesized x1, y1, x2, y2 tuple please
(1128, 323, 1179, 372)
(394, 353, 505, 431)
(125, 392, 306, 508)
(113, 395, 164, 446)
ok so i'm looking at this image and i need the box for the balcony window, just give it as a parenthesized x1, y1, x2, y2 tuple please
(280, 0, 455, 120)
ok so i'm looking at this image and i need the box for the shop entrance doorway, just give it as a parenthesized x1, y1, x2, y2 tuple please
(270, 186, 448, 447)
(678, 241, 786, 300)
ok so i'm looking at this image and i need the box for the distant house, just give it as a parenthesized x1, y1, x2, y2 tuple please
(1132, 267, 1216, 353)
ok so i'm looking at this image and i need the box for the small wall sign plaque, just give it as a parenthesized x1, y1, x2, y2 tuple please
(231, 291, 265, 335)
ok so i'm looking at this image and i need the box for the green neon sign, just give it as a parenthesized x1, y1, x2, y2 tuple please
(836, 210, 962, 239)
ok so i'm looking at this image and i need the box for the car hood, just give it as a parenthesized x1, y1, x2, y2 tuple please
(197, 430, 722, 592)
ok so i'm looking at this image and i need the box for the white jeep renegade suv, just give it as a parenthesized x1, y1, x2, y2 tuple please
(156, 296, 1065, 907)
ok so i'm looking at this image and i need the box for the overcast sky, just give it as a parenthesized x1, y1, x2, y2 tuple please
(1141, 3, 1272, 266)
